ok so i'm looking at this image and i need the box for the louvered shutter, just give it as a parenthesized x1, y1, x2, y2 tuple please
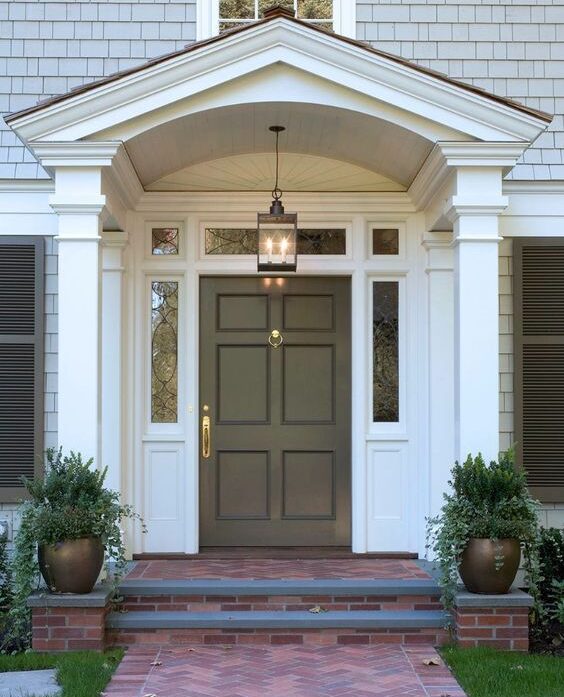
(0, 238, 44, 501)
(515, 239, 564, 502)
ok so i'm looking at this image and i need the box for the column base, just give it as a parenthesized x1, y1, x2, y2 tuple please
(28, 584, 113, 652)
(454, 589, 533, 651)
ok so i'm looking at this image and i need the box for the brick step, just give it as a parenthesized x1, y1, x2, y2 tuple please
(106, 609, 450, 647)
(118, 578, 442, 612)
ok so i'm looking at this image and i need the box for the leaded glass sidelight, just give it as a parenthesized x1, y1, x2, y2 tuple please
(372, 281, 399, 422)
(151, 281, 178, 423)
(152, 227, 179, 255)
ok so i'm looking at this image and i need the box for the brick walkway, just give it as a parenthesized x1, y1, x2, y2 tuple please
(125, 559, 431, 580)
(104, 644, 466, 697)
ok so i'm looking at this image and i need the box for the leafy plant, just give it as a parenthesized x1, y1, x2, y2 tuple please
(426, 451, 541, 611)
(0, 529, 12, 614)
(4, 448, 145, 651)
(531, 527, 564, 652)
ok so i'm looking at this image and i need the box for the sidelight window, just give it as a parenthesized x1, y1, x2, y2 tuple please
(372, 281, 399, 423)
(151, 281, 179, 423)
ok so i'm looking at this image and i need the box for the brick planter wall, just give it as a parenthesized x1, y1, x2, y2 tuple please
(454, 589, 533, 652)
(27, 584, 113, 652)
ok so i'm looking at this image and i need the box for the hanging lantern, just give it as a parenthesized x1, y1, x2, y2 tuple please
(257, 126, 298, 272)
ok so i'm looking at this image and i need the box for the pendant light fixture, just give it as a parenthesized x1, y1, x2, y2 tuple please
(257, 125, 298, 272)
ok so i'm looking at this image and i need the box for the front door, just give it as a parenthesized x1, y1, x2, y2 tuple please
(199, 276, 351, 546)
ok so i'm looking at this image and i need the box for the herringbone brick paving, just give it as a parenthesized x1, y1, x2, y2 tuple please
(125, 559, 430, 580)
(103, 644, 466, 697)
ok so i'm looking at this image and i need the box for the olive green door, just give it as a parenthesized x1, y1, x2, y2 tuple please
(199, 276, 351, 546)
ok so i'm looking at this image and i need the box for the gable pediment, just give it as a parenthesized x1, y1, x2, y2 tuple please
(7, 15, 549, 148)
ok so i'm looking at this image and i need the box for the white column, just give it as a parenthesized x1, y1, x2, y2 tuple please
(449, 167, 507, 463)
(50, 167, 105, 464)
(424, 232, 455, 515)
(102, 231, 128, 491)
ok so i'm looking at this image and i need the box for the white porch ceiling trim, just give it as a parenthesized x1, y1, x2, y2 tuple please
(7, 18, 548, 146)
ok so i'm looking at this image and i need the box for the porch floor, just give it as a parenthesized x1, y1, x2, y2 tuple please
(103, 644, 467, 697)
(124, 558, 432, 581)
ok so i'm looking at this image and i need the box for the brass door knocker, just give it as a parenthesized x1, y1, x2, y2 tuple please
(268, 329, 283, 348)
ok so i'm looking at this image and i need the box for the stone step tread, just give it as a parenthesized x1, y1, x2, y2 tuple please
(107, 609, 449, 630)
(118, 578, 440, 597)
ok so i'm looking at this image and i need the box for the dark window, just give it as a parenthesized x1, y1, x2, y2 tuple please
(515, 239, 564, 502)
(373, 228, 399, 255)
(0, 237, 44, 501)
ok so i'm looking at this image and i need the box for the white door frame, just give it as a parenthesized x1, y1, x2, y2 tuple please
(126, 196, 423, 555)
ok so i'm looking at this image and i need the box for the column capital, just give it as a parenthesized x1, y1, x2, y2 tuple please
(102, 230, 128, 248)
(423, 231, 454, 273)
(30, 141, 122, 170)
(49, 199, 106, 218)
(446, 199, 509, 224)
(102, 231, 128, 272)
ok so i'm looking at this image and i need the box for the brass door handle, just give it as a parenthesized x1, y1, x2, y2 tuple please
(202, 414, 211, 459)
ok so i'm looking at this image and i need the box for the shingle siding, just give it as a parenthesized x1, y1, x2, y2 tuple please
(0, 2, 562, 179)
(357, 0, 564, 180)
(0, 1, 197, 179)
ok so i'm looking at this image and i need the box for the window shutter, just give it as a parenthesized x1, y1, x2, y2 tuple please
(0, 237, 44, 501)
(515, 239, 564, 502)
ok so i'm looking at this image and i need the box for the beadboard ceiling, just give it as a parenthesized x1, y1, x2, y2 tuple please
(127, 103, 430, 190)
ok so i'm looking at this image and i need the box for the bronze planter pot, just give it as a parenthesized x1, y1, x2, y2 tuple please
(459, 538, 521, 595)
(38, 537, 104, 594)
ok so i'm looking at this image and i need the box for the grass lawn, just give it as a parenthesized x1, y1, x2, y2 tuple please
(442, 646, 564, 697)
(0, 649, 124, 697)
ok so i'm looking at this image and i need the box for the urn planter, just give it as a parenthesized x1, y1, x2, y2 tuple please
(459, 538, 521, 595)
(38, 537, 104, 594)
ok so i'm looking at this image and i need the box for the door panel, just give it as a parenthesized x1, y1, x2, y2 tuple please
(283, 345, 334, 423)
(200, 276, 351, 546)
(217, 346, 269, 422)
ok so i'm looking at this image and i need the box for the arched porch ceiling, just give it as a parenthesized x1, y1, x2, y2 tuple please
(129, 102, 429, 190)
(146, 152, 405, 193)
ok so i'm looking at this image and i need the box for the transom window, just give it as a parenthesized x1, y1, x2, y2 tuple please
(219, 0, 333, 32)
(205, 228, 346, 255)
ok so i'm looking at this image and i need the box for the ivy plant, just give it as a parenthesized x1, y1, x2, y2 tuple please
(426, 451, 541, 612)
(4, 448, 145, 651)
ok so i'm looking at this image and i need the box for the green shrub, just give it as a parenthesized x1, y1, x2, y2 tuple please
(533, 527, 564, 650)
(426, 451, 541, 611)
(4, 448, 145, 651)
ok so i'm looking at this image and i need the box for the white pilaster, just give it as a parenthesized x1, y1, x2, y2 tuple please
(34, 142, 123, 466)
(102, 231, 128, 492)
(51, 168, 105, 463)
(424, 232, 455, 515)
(449, 166, 507, 462)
